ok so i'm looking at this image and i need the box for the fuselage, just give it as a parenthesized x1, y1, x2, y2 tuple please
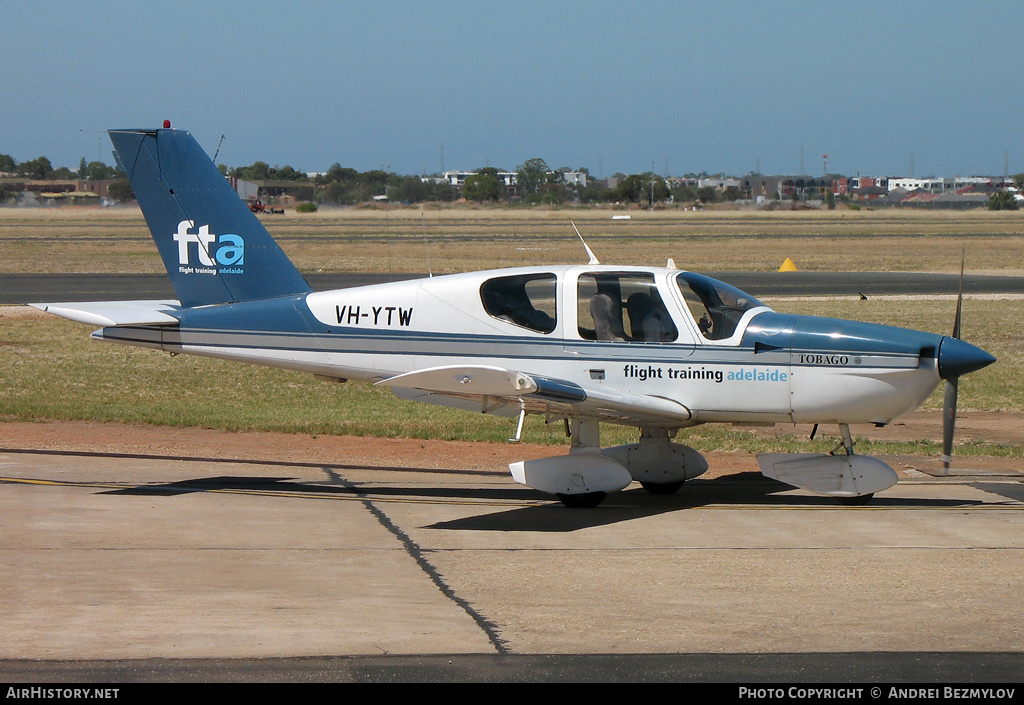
(92, 264, 989, 430)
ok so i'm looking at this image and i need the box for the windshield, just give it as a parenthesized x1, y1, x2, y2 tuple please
(676, 272, 766, 340)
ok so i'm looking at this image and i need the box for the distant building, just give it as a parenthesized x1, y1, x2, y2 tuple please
(887, 177, 955, 193)
(698, 177, 741, 190)
(425, 170, 588, 189)
(438, 171, 517, 187)
(227, 176, 259, 201)
(740, 175, 832, 200)
(561, 171, 589, 187)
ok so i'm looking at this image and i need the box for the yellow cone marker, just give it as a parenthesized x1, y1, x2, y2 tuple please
(778, 257, 799, 272)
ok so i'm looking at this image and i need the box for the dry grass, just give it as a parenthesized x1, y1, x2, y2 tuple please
(2, 205, 1023, 275)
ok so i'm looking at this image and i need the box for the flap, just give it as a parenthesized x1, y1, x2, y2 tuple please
(378, 365, 693, 427)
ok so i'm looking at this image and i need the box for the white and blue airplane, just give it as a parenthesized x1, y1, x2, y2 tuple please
(32, 126, 995, 507)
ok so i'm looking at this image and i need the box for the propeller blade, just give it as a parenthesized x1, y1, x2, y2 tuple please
(942, 377, 958, 469)
(953, 248, 964, 339)
(943, 247, 965, 470)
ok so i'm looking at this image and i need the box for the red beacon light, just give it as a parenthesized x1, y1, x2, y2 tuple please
(163, 119, 171, 129)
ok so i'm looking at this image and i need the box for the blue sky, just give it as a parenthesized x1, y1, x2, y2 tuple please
(3, 1, 1023, 179)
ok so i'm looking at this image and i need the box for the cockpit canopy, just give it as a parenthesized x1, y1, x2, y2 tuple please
(576, 271, 678, 342)
(478, 267, 769, 344)
(480, 273, 557, 334)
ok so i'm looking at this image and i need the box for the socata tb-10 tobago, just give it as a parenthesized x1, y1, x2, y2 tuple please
(33, 124, 995, 507)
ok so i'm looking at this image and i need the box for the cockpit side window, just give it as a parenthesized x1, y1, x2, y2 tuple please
(577, 272, 677, 342)
(676, 272, 765, 340)
(480, 273, 557, 333)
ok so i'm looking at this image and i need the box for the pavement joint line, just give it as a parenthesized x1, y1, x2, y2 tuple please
(319, 465, 512, 655)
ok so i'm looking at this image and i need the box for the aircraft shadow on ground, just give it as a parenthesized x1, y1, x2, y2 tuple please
(426, 473, 991, 532)
(1, 449, 994, 533)
(87, 469, 989, 533)
(0, 446, 502, 478)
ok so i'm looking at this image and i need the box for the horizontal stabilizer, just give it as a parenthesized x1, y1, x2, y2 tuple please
(30, 300, 181, 327)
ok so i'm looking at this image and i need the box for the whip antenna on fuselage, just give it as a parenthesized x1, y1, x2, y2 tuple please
(212, 134, 225, 162)
(571, 221, 600, 265)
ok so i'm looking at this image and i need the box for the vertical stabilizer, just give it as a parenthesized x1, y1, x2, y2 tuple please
(109, 127, 311, 307)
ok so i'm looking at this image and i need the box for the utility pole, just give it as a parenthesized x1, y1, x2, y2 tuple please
(650, 161, 655, 211)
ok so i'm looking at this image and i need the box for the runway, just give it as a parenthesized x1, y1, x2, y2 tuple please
(2, 437, 1022, 681)
(2, 270, 1024, 304)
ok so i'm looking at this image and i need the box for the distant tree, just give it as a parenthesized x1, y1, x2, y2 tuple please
(516, 158, 549, 194)
(614, 173, 668, 204)
(19, 156, 52, 179)
(643, 175, 670, 204)
(427, 181, 458, 202)
(78, 157, 87, 179)
(233, 161, 270, 181)
(464, 173, 501, 202)
(1013, 173, 1024, 193)
(671, 183, 698, 203)
(272, 165, 307, 181)
(988, 190, 1018, 210)
(84, 161, 117, 180)
(359, 170, 390, 198)
(387, 176, 427, 203)
(697, 186, 719, 203)
(613, 173, 646, 202)
(107, 178, 134, 203)
(0, 154, 16, 173)
(325, 163, 358, 183)
(575, 181, 612, 204)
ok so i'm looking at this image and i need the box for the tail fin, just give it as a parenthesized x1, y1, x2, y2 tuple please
(109, 127, 311, 308)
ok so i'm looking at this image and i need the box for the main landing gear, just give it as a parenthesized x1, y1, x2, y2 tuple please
(510, 420, 897, 508)
(509, 420, 709, 508)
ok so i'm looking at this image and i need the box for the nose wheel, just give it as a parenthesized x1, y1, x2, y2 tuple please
(831, 424, 875, 505)
(556, 492, 607, 508)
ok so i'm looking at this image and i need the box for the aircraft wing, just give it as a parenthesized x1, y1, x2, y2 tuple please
(29, 300, 182, 327)
(377, 365, 693, 427)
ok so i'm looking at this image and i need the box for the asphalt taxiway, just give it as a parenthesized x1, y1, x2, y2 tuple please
(1, 443, 1022, 681)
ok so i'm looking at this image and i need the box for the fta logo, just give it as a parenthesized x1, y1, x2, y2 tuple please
(172, 220, 244, 267)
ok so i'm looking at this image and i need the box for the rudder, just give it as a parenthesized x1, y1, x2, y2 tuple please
(109, 127, 311, 307)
